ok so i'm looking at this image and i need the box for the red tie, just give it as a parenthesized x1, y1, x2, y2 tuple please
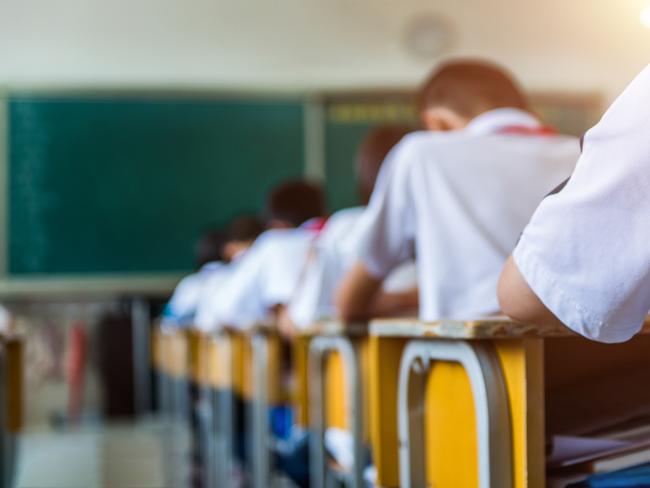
(498, 125, 558, 137)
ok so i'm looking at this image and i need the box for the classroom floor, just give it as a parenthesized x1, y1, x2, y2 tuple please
(13, 420, 190, 488)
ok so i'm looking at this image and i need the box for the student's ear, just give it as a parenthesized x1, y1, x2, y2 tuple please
(421, 107, 470, 132)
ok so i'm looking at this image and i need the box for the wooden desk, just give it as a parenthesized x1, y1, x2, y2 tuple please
(368, 318, 650, 488)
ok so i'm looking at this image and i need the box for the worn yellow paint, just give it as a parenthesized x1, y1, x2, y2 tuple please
(187, 329, 203, 384)
(239, 332, 288, 405)
(325, 350, 348, 429)
(497, 339, 545, 488)
(292, 335, 311, 427)
(368, 336, 545, 488)
(425, 361, 478, 486)
(166, 330, 189, 379)
(368, 335, 408, 487)
(323, 339, 371, 438)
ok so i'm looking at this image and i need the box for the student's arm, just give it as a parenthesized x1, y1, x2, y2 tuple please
(371, 287, 419, 318)
(499, 64, 650, 343)
(498, 256, 564, 328)
(336, 262, 383, 322)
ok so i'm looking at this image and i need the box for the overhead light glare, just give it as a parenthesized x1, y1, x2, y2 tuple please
(641, 6, 650, 28)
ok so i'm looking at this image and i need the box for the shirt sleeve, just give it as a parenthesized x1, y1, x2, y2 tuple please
(358, 139, 417, 278)
(513, 64, 650, 343)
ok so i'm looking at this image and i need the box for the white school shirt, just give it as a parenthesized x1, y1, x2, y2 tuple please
(513, 65, 650, 343)
(162, 261, 226, 327)
(193, 257, 242, 333)
(214, 226, 319, 330)
(360, 108, 580, 322)
(288, 207, 418, 328)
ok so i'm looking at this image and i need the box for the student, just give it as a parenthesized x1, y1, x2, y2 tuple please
(336, 59, 580, 322)
(193, 215, 264, 332)
(208, 180, 326, 330)
(161, 228, 229, 328)
(281, 125, 417, 335)
(498, 64, 650, 344)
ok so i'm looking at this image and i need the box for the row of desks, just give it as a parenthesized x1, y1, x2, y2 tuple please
(152, 318, 650, 487)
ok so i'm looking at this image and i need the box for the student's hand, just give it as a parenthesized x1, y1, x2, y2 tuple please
(498, 256, 567, 329)
(371, 287, 419, 317)
(276, 305, 299, 339)
(336, 262, 383, 322)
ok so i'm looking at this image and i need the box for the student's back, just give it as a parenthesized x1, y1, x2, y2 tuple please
(370, 114, 578, 319)
(162, 229, 227, 327)
(287, 126, 415, 329)
(338, 59, 580, 322)
(212, 180, 326, 329)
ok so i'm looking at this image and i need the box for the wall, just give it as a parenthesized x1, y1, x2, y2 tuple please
(1, 0, 649, 102)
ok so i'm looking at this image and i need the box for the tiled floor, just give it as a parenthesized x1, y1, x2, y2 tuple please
(14, 421, 190, 488)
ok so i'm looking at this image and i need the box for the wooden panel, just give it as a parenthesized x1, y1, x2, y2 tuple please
(5, 337, 24, 432)
(371, 317, 650, 341)
(545, 334, 650, 436)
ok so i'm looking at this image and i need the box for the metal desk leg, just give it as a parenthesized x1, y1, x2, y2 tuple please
(198, 384, 215, 488)
(251, 333, 272, 488)
(215, 332, 235, 487)
(397, 340, 513, 488)
(132, 298, 151, 417)
(308, 336, 364, 488)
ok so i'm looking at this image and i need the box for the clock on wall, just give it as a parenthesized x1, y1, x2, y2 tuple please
(403, 13, 455, 59)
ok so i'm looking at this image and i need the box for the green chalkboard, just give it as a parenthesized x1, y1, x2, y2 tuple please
(8, 96, 305, 275)
(324, 94, 417, 211)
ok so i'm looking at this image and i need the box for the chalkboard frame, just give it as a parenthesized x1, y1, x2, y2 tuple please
(3, 89, 317, 285)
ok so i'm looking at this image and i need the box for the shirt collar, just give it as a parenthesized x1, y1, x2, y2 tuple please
(465, 108, 541, 136)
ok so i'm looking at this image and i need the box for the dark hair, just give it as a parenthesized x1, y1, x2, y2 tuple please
(418, 59, 528, 120)
(356, 125, 413, 205)
(227, 215, 265, 242)
(265, 180, 325, 227)
(195, 228, 228, 268)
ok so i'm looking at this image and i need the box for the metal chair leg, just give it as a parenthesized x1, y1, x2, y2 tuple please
(251, 333, 271, 488)
(214, 332, 235, 487)
(308, 336, 364, 488)
(397, 340, 513, 488)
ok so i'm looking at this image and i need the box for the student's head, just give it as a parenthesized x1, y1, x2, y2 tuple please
(223, 215, 265, 262)
(265, 180, 325, 229)
(356, 125, 413, 205)
(418, 59, 528, 132)
(195, 228, 228, 269)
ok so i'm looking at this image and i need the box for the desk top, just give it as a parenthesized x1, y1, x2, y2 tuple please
(369, 316, 650, 340)
(299, 320, 367, 338)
